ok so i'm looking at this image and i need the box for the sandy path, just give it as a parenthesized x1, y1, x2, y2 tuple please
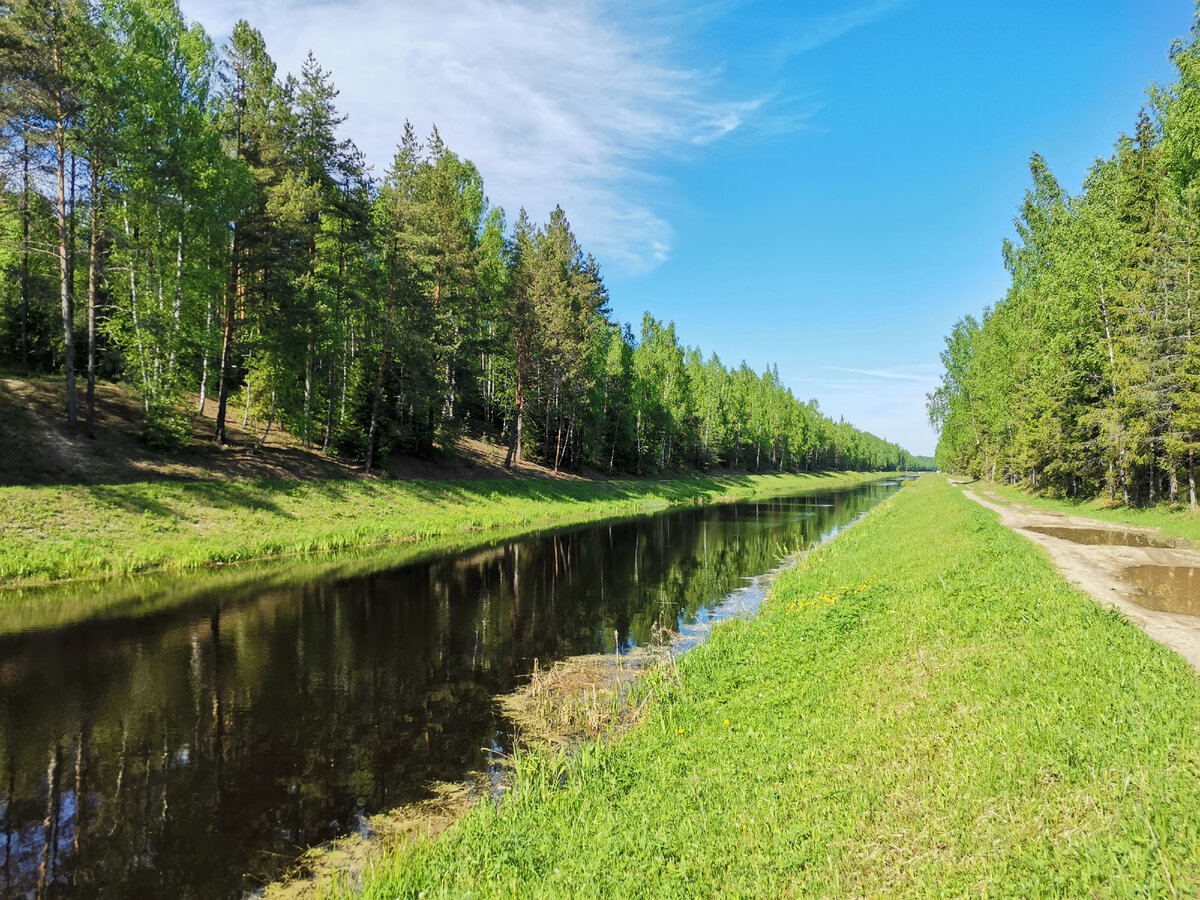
(963, 487, 1200, 675)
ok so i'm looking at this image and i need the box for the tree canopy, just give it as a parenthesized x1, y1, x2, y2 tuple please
(930, 6, 1200, 504)
(0, 0, 921, 474)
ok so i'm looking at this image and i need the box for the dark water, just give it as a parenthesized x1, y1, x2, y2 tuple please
(1026, 525, 1180, 549)
(0, 480, 902, 898)
(1123, 564, 1200, 616)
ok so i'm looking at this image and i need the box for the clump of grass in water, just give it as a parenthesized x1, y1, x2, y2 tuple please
(263, 780, 484, 900)
(271, 630, 685, 900)
(501, 626, 681, 749)
(348, 476, 1200, 899)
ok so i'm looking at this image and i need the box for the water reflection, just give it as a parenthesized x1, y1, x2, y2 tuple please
(1026, 526, 1180, 549)
(1123, 564, 1200, 616)
(0, 482, 899, 898)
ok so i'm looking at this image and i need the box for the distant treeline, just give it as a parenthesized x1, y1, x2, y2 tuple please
(0, 0, 921, 474)
(929, 7, 1200, 505)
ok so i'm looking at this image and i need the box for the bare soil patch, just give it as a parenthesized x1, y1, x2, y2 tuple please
(964, 488, 1200, 673)
(0, 377, 593, 486)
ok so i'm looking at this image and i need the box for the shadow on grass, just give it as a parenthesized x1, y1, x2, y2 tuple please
(381, 471, 844, 511)
(61, 471, 873, 526)
(82, 479, 302, 521)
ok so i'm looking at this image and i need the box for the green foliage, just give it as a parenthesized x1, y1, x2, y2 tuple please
(932, 17, 1200, 506)
(0, 0, 919, 471)
(138, 398, 190, 449)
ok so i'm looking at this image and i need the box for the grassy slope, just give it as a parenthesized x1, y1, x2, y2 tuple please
(356, 475, 1200, 899)
(0, 471, 882, 586)
(979, 480, 1200, 544)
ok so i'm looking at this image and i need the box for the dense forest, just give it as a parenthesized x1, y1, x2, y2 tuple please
(0, 0, 922, 475)
(929, 10, 1200, 506)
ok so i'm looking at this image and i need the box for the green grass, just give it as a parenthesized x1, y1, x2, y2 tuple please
(350, 475, 1200, 899)
(0, 470, 885, 587)
(978, 480, 1200, 545)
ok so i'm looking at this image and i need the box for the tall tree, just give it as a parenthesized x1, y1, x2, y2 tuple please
(1, 0, 97, 428)
(213, 19, 288, 444)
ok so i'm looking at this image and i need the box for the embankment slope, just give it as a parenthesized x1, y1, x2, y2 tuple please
(353, 475, 1200, 898)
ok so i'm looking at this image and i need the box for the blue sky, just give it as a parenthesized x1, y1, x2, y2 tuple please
(179, 0, 1195, 456)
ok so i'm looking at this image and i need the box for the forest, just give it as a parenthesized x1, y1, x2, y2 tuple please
(0, 0, 923, 477)
(929, 16, 1200, 505)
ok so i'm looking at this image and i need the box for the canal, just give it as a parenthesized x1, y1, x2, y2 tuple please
(0, 479, 904, 898)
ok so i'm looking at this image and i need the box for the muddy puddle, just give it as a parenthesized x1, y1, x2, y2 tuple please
(1025, 525, 1181, 549)
(1122, 565, 1200, 617)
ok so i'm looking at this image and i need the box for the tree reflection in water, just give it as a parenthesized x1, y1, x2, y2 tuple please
(0, 481, 901, 898)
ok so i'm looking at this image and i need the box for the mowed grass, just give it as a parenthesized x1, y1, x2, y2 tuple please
(352, 475, 1200, 899)
(0, 470, 880, 586)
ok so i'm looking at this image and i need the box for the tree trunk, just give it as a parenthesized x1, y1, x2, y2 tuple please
(151, 212, 165, 385)
(169, 229, 183, 371)
(20, 124, 30, 370)
(340, 327, 349, 426)
(214, 231, 239, 444)
(55, 103, 77, 429)
(323, 245, 344, 452)
(256, 388, 276, 449)
(1190, 451, 1197, 512)
(504, 374, 524, 468)
(366, 256, 397, 472)
(85, 159, 101, 436)
(302, 342, 313, 447)
(323, 347, 337, 453)
(122, 203, 150, 411)
(198, 293, 214, 414)
(636, 409, 644, 472)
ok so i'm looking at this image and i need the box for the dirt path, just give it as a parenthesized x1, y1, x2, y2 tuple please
(963, 488, 1200, 674)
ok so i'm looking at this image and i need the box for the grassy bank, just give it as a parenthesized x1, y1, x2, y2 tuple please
(975, 480, 1200, 544)
(0, 470, 885, 586)
(353, 475, 1200, 898)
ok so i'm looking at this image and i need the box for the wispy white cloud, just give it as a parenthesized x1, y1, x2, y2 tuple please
(788, 362, 940, 455)
(772, 0, 907, 60)
(824, 365, 939, 383)
(177, 0, 900, 273)
(178, 0, 778, 272)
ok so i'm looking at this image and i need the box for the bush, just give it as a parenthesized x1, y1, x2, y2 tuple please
(140, 403, 191, 451)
